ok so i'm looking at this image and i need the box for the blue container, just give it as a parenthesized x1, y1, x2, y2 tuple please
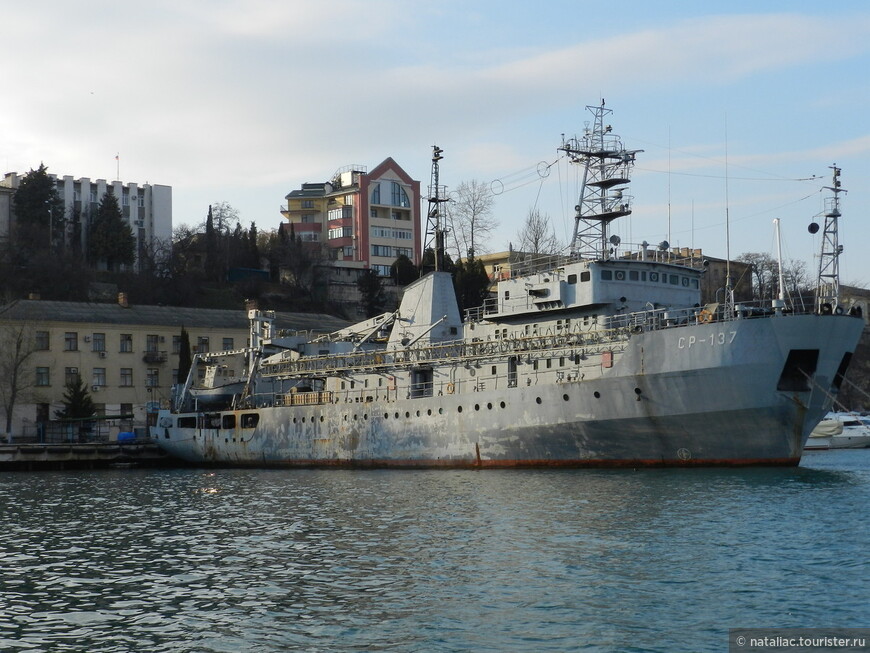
(117, 432, 136, 442)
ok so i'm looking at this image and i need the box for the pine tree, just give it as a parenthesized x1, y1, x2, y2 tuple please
(11, 163, 64, 255)
(55, 376, 95, 420)
(177, 327, 192, 385)
(87, 192, 135, 271)
(357, 269, 387, 317)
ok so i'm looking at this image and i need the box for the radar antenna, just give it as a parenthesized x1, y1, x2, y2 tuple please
(560, 101, 642, 260)
(423, 145, 449, 271)
(813, 165, 846, 313)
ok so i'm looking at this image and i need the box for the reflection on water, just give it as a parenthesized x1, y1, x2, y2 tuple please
(0, 451, 867, 652)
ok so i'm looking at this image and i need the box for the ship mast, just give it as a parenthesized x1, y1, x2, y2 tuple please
(423, 145, 449, 272)
(560, 101, 642, 260)
(814, 165, 846, 313)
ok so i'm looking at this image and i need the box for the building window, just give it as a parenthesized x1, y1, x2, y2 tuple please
(372, 244, 393, 258)
(371, 265, 392, 277)
(371, 183, 381, 204)
(370, 208, 378, 218)
(36, 367, 50, 387)
(301, 214, 315, 223)
(172, 335, 181, 355)
(172, 369, 179, 385)
(343, 246, 354, 258)
(65, 367, 80, 385)
(120, 334, 133, 352)
(120, 403, 133, 417)
(146, 334, 159, 353)
(35, 331, 50, 350)
(197, 337, 209, 353)
(391, 182, 410, 207)
(92, 368, 106, 387)
(302, 200, 314, 209)
(222, 338, 234, 351)
(64, 332, 78, 351)
(92, 333, 106, 352)
(120, 368, 133, 387)
(146, 369, 159, 387)
(328, 226, 352, 239)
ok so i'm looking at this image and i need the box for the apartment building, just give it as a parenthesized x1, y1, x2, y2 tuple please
(0, 172, 172, 271)
(0, 297, 348, 439)
(282, 158, 421, 275)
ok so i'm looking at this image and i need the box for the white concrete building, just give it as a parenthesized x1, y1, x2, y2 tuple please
(1, 172, 172, 270)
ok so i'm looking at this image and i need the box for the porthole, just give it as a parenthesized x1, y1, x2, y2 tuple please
(293, 417, 297, 424)
(458, 406, 463, 413)
(563, 394, 570, 401)
(364, 414, 368, 420)
(500, 401, 506, 409)
(405, 411, 410, 418)
(593, 391, 601, 399)
(416, 410, 421, 417)
(384, 413, 389, 419)
(320, 415, 324, 422)
(438, 408, 444, 415)
(535, 397, 542, 404)
(487, 403, 493, 410)
(395, 412, 400, 419)
(427, 409, 432, 416)
(474, 404, 480, 411)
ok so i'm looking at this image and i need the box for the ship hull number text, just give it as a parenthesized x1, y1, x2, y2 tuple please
(678, 331, 737, 349)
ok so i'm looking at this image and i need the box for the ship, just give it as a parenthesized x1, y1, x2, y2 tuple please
(152, 102, 864, 467)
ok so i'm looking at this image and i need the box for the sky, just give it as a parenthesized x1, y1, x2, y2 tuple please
(2, 1, 870, 285)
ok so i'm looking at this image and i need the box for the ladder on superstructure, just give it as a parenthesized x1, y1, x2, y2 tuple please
(560, 101, 642, 260)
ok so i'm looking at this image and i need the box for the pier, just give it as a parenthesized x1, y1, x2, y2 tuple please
(0, 440, 181, 471)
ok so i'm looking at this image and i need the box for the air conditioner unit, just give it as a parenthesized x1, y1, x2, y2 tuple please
(91, 385, 99, 392)
(159, 336, 165, 342)
(83, 336, 91, 342)
(99, 351, 107, 358)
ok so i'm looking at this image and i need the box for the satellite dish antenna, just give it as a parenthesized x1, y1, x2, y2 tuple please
(609, 234, 621, 246)
(808, 222, 820, 234)
(658, 240, 670, 251)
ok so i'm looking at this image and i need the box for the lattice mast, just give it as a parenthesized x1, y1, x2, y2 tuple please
(423, 145, 449, 272)
(814, 165, 846, 312)
(560, 101, 642, 259)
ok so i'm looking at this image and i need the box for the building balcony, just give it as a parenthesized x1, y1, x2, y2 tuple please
(290, 222, 323, 232)
(142, 351, 168, 364)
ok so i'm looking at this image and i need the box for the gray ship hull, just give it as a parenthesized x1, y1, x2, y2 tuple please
(153, 314, 863, 468)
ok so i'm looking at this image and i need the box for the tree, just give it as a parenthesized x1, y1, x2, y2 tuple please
(55, 376, 95, 420)
(87, 192, 135, 271)
(248, 222, 260, 268)
(209, 201, 239, 235)
(11, 163, 64, 255)
(517, 208, 561, 256)
(177, 327, 192, 386)
(391, 254, 418, 286)
(736, 252, 813, 302)
(0, 325, 37, 440)
(358, 269, 387, 317)
(447, 180, 498, 260)
(453, 256, 491, 314)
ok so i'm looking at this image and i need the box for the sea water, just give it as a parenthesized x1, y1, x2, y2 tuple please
(0, 450, 867, 652)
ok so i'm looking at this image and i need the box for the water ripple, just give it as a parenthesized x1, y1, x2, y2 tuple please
(0, 452, 868, 651)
